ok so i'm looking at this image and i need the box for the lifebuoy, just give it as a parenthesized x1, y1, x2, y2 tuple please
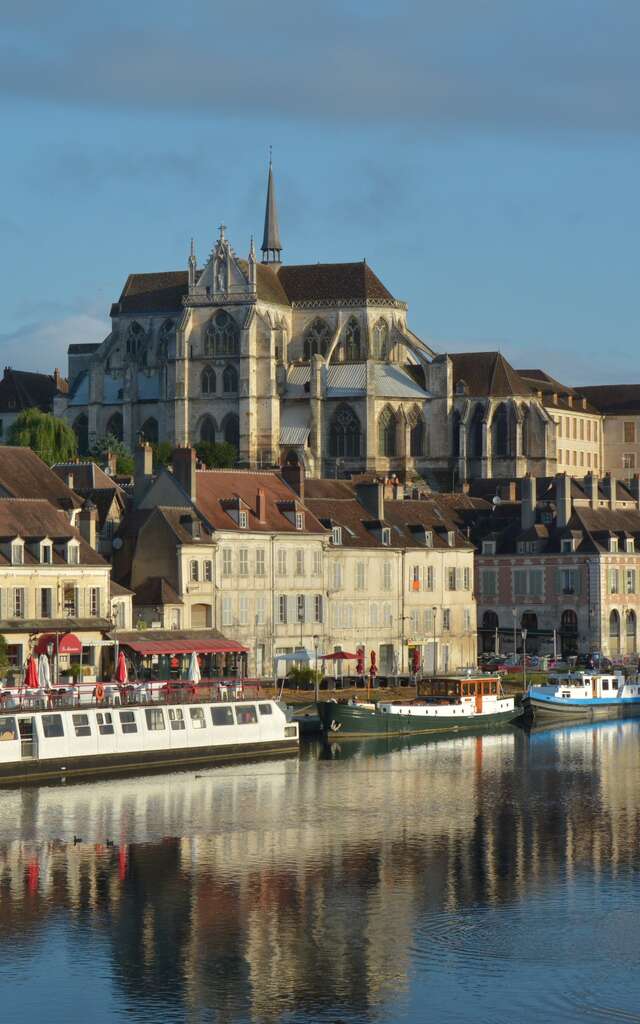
(95, 683, 105, 703)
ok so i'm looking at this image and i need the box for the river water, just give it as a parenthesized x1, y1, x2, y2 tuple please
(1, 721, 640, 1023)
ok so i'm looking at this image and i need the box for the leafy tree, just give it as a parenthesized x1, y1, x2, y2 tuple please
(152, 441, 173, 468)
(90, 434, 134, 475)
(195, 441, 237, 469)
(0, 635, 9, 678)
(7, 408, 78, 466)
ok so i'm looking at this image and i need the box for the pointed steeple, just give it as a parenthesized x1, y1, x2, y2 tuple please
(188, 237, 197, 289)
(261, 153, 282, 264)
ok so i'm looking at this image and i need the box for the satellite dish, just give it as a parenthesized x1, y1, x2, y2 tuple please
(112, 537, 123, 550)
(492, 495, 502, 507)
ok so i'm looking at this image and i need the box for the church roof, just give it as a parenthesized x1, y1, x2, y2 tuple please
(449, 351, 532, 398)
(277, 261, 394, 304)
(112, 272, 189, 316)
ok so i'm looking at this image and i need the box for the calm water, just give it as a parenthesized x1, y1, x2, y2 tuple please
(1, 722, 640, 1023)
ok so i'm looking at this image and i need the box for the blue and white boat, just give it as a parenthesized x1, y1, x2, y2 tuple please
(523, 672, 640, 721)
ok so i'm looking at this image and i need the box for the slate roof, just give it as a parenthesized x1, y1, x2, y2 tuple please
(450, 352, 532, 398)
(576, 385, 640, 416)
(0, 498, 107, 565)
(517, 369, 600, 415)
(110, 580, 133, 598)
(0, 448, 82, 510)
(0, 368, 65, 413)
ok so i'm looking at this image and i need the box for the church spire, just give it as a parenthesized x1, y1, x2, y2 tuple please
(188, 237, 197, 289)
(261, 152, 282, 264)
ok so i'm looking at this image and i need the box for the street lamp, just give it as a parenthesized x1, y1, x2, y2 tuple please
(432, 606, 438, 677)
(313, 634, 320, 702)
(512, 607, 517, 658)
(521, 628, 528, 691)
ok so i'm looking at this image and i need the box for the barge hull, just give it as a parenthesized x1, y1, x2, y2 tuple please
(523, 697, 640, 722)
(317, 702, 520, 739)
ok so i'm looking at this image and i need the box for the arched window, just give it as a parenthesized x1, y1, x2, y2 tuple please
(73, 414, 89, 456)
(223, 365, 238, 394)
(199, 416, 216, 443)
(344, 318, 362, 361)
(521, 406, 530, 456)
(105, 412, 124, 442)
(452, 409, 462, 458)
(126, 321, 145, 357)
(378, 407, 397, 457)
(628, 610, 637, 653)
(371, 319, 389, 360)
(139, 418, 158, 445)
(561, 609, 579, 658)
(609, 610, 621, 654)
(492, 403, 510, 458)
(205, 310, 239, 357)
(303, 318, 331, 360)
(409, 411, 425, 457)
(329, 404, 361, 458)
(222, 413, 240, 450)
(469, 404, 484, 458)
(201, 366, 216, 395)
(158, 319, 174, 362)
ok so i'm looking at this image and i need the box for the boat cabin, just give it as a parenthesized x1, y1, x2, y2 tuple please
(419, 675, 502, 703)
(535, 672, 628, 699)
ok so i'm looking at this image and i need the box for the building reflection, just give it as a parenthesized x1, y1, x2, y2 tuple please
(1, 721, 640, 1021)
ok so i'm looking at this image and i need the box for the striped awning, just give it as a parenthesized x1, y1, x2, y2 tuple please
(122, 639, 247, 655)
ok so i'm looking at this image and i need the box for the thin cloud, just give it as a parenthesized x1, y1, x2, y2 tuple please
(0, 313, 108, 374)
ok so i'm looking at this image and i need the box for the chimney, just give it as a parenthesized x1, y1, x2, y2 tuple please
(79, 500, 97, 550)
(355, 480, 384, 520)
(172, 446, 197, 501)
(605, 472, 617, 511)
(281, 460, 305, 500)
(587, 471, 599, 510)
(105, 450, 117, 477)
(134, 442, 154, 504)
(555, 472, 572, 529)
(65, 471, 74, 490)
(630, 474, 640, 509)
(521, 475, 537, 530)
(256, 487, 266, 523)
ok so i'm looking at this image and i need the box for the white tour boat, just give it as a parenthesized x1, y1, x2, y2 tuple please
(0, 696, 299, 784)
(523, 672, 640, 721)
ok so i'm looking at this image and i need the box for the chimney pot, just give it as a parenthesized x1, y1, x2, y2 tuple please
(256, 487, 266, 522)
(171, 446, 197, 501)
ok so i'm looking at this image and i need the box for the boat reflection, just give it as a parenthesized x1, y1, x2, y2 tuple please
(2, 721, 640, 1022)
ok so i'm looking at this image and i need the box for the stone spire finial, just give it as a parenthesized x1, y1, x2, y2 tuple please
(188, 237, 197, 289)
(261, 153, 282, 264)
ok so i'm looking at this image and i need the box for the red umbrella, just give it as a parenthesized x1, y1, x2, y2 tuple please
(319, 651, 358, 661)
(24, 656, 39, 689)
(116, 650, 128, 684)
(369, 650, 377, 677)
(411, 647, 421, 674)
(356, 647, 365, 675)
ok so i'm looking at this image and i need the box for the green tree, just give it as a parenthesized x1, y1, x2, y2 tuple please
(7, 408, 78, 466)
(90, 434, 134, 475)
(152, 441, 173, 467)
(0, 635, 8, 678)
(195, 441, 237, 468)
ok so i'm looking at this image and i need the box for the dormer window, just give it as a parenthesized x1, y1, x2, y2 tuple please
(41, 542, 53, 564)
(561, 538, 575, 554)
(67, 541, 80, 565)
(332, 526, 342, 546)
(295, 512, 305, 531)
(609, 537, 619, 553)
(626, 538, 635, 554)
(424, 530, 433, 548)
(447, 531, 455, 547)
(482, 540, 496, 555)
(11, 541, 24, 566)
(239, 510, 248, 529)
(381, 528, 391, 546)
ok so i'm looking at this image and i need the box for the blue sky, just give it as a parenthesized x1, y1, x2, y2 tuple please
(1, 0, 639, 384)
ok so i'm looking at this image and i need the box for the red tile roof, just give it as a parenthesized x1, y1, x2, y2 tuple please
(194, 470, 327, 534)
(0, 447, 82, 510)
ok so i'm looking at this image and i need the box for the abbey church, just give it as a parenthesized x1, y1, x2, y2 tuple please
(57, 165, 617, 483)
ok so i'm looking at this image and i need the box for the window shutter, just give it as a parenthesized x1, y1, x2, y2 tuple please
(573, 571, 581, 596)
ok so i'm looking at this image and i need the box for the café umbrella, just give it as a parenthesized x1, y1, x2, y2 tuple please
(116, 650, 128, 685)
(37, 654, 51, 690)
(188, 651, 201, 684)
(24, 656, 39, 689)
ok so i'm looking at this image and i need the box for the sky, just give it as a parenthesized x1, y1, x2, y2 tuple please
(1, 0, 639, 384)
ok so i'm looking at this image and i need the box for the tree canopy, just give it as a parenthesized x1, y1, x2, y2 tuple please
(7, 408, 78, 465)
(195, 441, 237, 469)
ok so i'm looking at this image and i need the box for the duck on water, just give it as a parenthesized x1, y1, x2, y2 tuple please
(317, 674, 521, 739)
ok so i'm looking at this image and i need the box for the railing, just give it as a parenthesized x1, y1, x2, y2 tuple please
(0, 679, 264, 713)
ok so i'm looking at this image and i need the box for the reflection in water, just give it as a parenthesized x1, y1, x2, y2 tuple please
(1, 722, 640, 1022)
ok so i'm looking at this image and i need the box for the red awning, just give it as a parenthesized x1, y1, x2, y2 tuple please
(122, 639, 248, 655)
(35, 633, 83, 655)
(319, 651, 359, 661)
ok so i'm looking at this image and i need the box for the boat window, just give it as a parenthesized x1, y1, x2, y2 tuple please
(169, 708, 185, 731)
(602, 680, 609, 691)
(72, 713, 92, 738)
(235, 705, 258, 725)
(562, 691, 571, 698)
(489, 681, 497, 695)
(145, 708, 166, 731)
(258, 704, 273, 715)
(96, 712, 114, 736)
(212, 706, 235, 726)
(119, 711, 137, 734)
(0, 716, 17, 741)
(189, 707, 206, 729)
(42, 714, 64, 739)
(611, 680, 618, 690)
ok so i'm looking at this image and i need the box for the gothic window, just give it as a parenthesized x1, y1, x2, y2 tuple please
(329, 404, 361, 458)
(222, 413, 240, 450)
(470, 404, 484, 458)
(205, 310, 239, 357)
(200, 416, 217, 443)
(139, 418, 159, 445)
(344, 318, 362, 361)
(223, 365, 238, 393)
(73, 414, 89, 457)
(201, 366, 216, 395)
(409, 412, 425, 457)
(303, 318, 331, 360)
(378, 407, 397, 457)
(492, 403, 510, 458)
(105, 412, 124, 442)
(126, 321, 145, 357)
(158, 319, 174, 362)
(521, 406, 530, 456)
(371, 319, 389, 360)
